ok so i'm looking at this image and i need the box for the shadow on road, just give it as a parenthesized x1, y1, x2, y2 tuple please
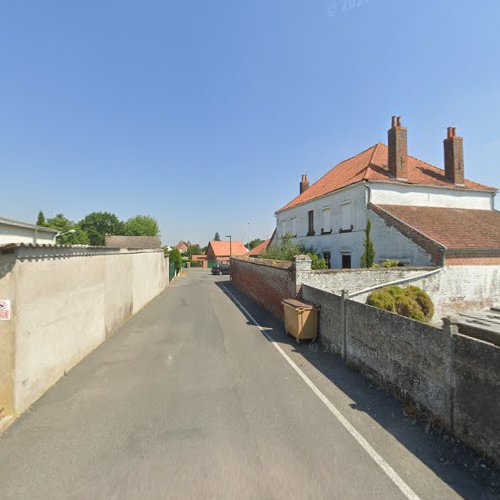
(215, 280, 499, 498)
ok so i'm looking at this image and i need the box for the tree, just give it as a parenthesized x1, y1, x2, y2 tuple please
(246, 238, 264, 250)
(79, 212, 124, 246)
(214, 232, 221, 241)
(186, 244, 202, 257)
(46, 213, 90, 245)
(36, 211, 46, 227)
(123, 215, 159, 237)
(360, 219, 376, 268)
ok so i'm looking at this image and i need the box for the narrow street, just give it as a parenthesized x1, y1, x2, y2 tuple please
(0, 269, 495, 499)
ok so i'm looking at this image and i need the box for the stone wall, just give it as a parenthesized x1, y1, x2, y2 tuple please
(0, 246, 168, 421)
(301, 285, 500, 466)
(303, 267, 433, 295)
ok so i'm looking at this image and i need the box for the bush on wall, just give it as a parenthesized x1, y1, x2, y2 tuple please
(261, 234, 327, 270)
(366, 285, 434, 323)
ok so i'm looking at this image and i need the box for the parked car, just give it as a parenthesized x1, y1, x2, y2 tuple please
(211, 263, 230, 275)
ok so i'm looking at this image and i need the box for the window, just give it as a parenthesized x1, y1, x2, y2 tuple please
(342, 254, 352, 269)
(280, 219, 286, 236)
(308, 210, 315, 235)
(340, 202, 353, 232)
(291, 217, 296, 236)
(322, 207, 331, 234)
(323, 251, 331, 268)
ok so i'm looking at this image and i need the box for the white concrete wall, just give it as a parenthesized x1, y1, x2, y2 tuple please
(369, 210, 435, 266)
(369, 183, 494, 209)
(0, 223, 56, 245)
(0, 248, 167, 415)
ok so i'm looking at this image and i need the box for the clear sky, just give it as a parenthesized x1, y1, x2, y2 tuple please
(1, 0, 499, 246)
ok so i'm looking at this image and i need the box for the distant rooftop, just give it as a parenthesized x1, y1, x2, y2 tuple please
(0, 216, 57, 234)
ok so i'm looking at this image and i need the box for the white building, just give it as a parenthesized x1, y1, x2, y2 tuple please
(275, 117, 499, 269)
(0, 217, 58, 246)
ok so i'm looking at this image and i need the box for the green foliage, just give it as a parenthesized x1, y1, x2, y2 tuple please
(381, 259, 402, 268)
(360, 219, 376, 268)
(46, 214, 90, 245)
(186, 244, 203, 257)
(79, 212, 123, 246)
(247, 238, 264, 250)
(168, 248, 183, 272)
(366, 285, 434, 323)
(366, 289, 396, 312)
(36, 211, 46, 226)
(214, 232, 221, 241)
(308, 252, 327, 270)
(123, 215, 159, 237)
(261, 234, 327, 270)
(395, 296, 426, 322)
(404, 286, 435, 321)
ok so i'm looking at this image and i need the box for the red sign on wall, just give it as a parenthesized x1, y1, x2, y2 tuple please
(0, 300, 11, 321)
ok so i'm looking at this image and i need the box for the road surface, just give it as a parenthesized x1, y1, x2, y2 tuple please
(0, 269, 497, 499)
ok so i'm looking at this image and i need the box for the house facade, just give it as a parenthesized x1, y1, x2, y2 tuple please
(275, 117, 498, 269)
(206, 240, 248, 263)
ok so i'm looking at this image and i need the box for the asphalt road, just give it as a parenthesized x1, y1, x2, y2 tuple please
(0, 269, 497, 499)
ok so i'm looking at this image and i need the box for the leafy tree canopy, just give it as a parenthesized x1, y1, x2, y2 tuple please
(79, 211, 123, 246)
(46, 214, 90, 245)
(123, 215, 159, 237)
(186, 244, 203, 257)
(214, 232, 221, 241)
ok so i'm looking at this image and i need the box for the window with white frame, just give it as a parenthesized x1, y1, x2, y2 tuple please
(322, 207, 331, 233)
(340, 201, 353, 232)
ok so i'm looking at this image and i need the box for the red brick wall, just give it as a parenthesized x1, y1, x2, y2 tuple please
(230, 257, 297, 319)
(445, 253, 500, 265)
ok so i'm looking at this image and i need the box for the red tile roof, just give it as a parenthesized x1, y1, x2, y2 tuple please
(374, 205, 500, 250)
(207, 240, 248, 257)
(277, 143, 496, 213)
(248, 239, 271, 257)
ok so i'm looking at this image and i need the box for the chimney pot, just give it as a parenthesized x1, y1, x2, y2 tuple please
(300, 174, 310, 194)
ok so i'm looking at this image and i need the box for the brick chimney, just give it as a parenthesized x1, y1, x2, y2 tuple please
(300, 174, 310, 194)
(444, 127, 464, 185)
(388, 116, 408, 180)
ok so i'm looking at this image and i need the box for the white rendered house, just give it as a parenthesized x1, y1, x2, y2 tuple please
(275, 117, 499, 269)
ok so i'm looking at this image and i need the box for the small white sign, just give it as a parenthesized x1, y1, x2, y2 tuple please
(0, 300, 11, 321)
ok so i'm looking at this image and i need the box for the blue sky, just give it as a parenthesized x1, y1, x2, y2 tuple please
(1, 0, 499, 245)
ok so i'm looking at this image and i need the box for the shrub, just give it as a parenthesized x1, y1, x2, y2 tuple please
(404, 286, 434, 322)
(366, 289, 395, 312)
(367, 285, 434, 323)
(395, 296, 426, 322)
(168, 248, 183, 272)
(261, 234, 327, 270)
(381, 259, 402, 268)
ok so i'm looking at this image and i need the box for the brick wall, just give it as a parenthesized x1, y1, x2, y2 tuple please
(230, 257, 297, 319)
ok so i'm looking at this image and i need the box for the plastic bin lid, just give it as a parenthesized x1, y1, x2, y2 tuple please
(282, 298, 317, 310)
